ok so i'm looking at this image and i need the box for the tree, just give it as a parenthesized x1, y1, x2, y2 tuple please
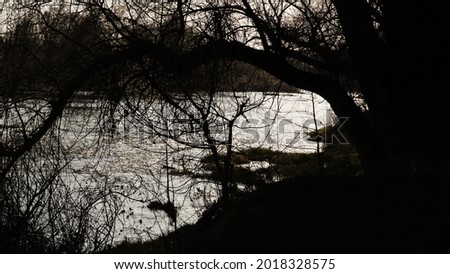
(217, 0, 450, 179)
(190, 0, 449, 179)
(133, 0, 449, 180)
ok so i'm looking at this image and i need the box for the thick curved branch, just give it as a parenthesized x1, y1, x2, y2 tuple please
(168, 41, 342, 100)
(165, 40, 373, 152)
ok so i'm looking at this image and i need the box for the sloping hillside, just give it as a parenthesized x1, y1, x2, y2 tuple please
(109, 175, 450, 253)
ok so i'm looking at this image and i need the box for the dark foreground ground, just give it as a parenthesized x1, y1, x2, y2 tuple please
(108, 176, 450, 253)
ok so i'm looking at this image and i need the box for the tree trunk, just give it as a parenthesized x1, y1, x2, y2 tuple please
(333, 0, 450, 181)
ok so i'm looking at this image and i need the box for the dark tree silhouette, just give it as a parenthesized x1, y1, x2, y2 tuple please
(1, 0, 450, 252)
